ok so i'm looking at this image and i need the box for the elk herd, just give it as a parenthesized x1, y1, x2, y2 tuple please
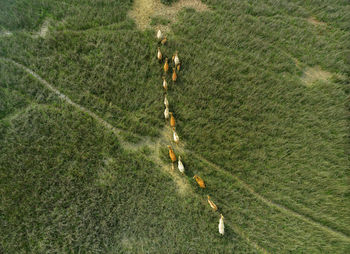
(156, 29, 224, 236)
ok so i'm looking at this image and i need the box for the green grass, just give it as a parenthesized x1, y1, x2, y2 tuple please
(0, 63, 256, 253)
(0, 0, 349, 253)
(160, 0, 179, 6)
(0, 0, 133, 31)
(150, 16, 171, 26)
(169, 4, 350, 237)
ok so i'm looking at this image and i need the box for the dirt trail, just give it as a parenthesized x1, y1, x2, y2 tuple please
(2, 58, 126, 137)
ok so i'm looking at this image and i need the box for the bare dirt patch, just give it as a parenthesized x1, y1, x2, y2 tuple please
(301, 66, 332, 86)
(39, 20, 50, 37)
(33, 19, 50, 38)
(129, 0, 209, 31)
(31, 19, 50, 39)
(307, 17, 326, 26)
(0, 30, 13, 37)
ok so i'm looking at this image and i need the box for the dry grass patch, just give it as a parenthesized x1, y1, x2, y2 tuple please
(129, 0, 209, 31)
(31, 19, 50, 38)
(38, 19, 50, 37)
(302, 66, 332, 86)
(307, 16, 326, 26)
(0, 30, 12, 37)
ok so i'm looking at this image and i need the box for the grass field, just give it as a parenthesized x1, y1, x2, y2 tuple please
(0, 0, 349, 253)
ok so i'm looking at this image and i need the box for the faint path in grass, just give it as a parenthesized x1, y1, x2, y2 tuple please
(57, 21, 129, 33)
(0, 20, 49, 39)
(0, 103, 36, 122)
(192, 153, 350, 242)
(3, 57, 348, 247)
(224, 220, 269, 254)
(1, 57, 127, 142)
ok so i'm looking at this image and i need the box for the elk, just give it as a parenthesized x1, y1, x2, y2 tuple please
(162, 76, 168, 91)
(219, 214, 225, 235)
(207, 196, 218, 211)
(161, 36, 167, 45)
(168, 145, 176, 163)
(164, 105, 169, 120)
(164, 58, 169, 73)
(157, 29, 162, 41)
(172, 127, 179, 144)
(164, 95, 169, 107)
(157, 47, 162, 61)
(173, 51, 180, 66)
(170, 112, 175, 128)
(172, 68, 177, 82)
(178, 156, 185, 174)
(177, 64, 181, 71)
(193, 175, 206, 188)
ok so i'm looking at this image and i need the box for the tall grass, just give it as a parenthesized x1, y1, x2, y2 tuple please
(0, 0, 134, 31)
(0, 0, 349, 252)
(0, 63, 257, 253)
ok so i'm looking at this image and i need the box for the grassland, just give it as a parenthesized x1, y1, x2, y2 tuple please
(1, 0, 349, 253)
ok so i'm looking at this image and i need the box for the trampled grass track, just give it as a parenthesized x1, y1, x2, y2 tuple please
(2, 57, 349, 250)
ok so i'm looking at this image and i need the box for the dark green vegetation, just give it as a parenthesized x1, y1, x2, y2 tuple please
(1, 0, 349, 253)
(161, 0, 178, 5)
(151, 16, 171, 26)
